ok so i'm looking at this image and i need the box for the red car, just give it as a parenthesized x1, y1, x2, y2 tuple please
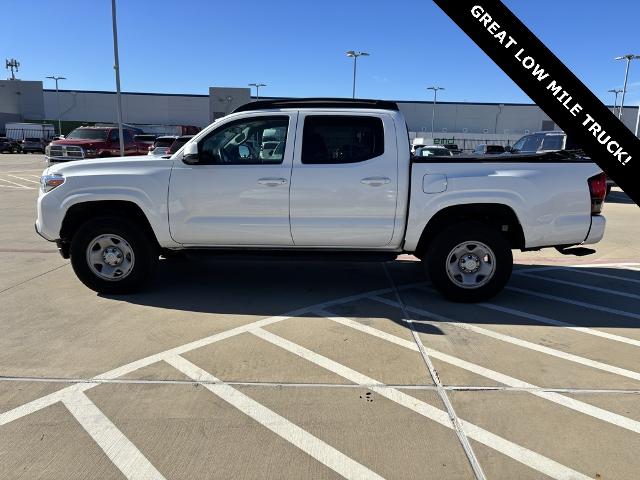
(45, 127, 147, 163)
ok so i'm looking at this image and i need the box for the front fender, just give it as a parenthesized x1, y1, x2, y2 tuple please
(36, 163, 178, 247)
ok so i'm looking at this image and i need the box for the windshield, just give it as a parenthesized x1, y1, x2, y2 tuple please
(154, 138, 177, 148)
(167, 137, 192, 154)
(419, 147, 451, 157)
(66, 128, 109, 141)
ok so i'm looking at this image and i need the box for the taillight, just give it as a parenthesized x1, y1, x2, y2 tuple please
(588, 172, 607, 215)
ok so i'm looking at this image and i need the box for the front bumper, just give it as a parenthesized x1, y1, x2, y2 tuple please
(35, 188, 65, 242)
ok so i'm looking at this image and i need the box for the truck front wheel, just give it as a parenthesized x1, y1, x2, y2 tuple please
(70, 217, 158, 294)
(425, 222, 512, 303)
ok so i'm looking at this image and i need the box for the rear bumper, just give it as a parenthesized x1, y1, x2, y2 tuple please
(583, 215, 606, 245)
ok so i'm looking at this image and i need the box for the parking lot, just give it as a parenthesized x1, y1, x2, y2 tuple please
(0, 153, 639, 479)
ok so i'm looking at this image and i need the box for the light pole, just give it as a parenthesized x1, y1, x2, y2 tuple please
(111, 0, 125, 157)
(427, 86, 445, 139)
(45, 75, 66, 135)
(608, 88, 623, 116)
(346, 51, 369, 98)
(248, 83, 266, 100)
(615, 54, 640, 121)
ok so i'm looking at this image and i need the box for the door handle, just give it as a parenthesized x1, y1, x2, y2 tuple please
(258, 177, 288, 186)
(360, 176, 391, 186)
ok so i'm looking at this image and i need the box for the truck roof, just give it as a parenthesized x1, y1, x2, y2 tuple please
(232, 98, 399, 113)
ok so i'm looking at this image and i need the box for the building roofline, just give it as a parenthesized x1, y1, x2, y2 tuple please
(41, 89, 633, 110)
(43, 88, 210, 98)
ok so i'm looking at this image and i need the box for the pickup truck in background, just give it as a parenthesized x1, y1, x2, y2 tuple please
(45, 126, 148, 163)
(36, 99, 607, 302)
(511, 130, 616, 195)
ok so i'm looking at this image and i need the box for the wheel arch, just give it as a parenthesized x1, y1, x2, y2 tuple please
(413, 203, 525, 259)
(59, 200, 160, 258)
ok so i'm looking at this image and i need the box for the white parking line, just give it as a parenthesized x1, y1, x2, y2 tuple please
(0, 282, 426, 427)
(166, 355, 384, 480)
(505, 286, 640, 320)
(515, 272, 640, 300)
(381, 264, 486, 480)
(62, 389, 165, 480)
(318, 311, 640, 434)
(0, 177, 33, 189)
(6, 174, 40, 184)
(477, 302, 640, 348)
(515, 262, 640, 274)
(544, 267, 640, 285)
(251, 328, 591, 480)
(371, 296, 640, 383)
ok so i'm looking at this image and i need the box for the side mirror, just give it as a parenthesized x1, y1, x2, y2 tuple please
(504, 145, 513, 153)
(182, 142, 199, 164)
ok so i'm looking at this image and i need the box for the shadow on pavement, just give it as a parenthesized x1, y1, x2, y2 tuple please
(105, 259, 639, 332)
(606, 190, 635, 204)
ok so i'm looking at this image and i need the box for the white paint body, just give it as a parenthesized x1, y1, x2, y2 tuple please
(36, 108, 605, 252)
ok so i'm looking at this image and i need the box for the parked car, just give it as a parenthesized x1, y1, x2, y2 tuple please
(21, 137, 47, 153)
(0, 137, 22, 153)
(133, 134, 157, 152)
(411, 143, 428, 154)
(473, 144, 506, 155)
(414, 146, 454, 157)
(166, 135, 194, 155)
(511, 131, 616, 195)
(45, 127, 148, 163)
(441, 144, 462, 154)
(147, 136, 178, 156)
(36, 98, 606, 302)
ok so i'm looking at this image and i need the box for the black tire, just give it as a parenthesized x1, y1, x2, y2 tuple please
(70, 216, 158, 294)
(425, 222, 512, 303)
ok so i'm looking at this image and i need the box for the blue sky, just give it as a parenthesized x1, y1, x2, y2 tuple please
(2, 0, 639, 105)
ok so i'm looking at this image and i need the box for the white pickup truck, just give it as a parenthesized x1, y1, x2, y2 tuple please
(36, 99, 607, 302)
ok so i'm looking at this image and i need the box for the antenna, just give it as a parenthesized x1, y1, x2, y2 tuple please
(5, 58, 20, 80)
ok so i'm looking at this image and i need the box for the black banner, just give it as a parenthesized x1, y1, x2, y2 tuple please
(433, 0, 640, 207)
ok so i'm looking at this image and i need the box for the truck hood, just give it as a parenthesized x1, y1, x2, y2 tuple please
(45, 155, 172, 177)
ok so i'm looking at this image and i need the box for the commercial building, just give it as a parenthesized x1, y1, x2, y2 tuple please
(1, 79, 638, 150)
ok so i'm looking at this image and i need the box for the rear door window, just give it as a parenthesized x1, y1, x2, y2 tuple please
(302, 116, 384, 164)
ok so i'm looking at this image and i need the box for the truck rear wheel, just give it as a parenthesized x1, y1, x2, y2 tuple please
(425, 222, 512, 302)
(70, 217, 158, 294)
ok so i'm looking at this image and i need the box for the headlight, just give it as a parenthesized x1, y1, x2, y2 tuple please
(85, 148, 97, 157)
(40, 173, 65, 192)
(45, 145, 51, 156)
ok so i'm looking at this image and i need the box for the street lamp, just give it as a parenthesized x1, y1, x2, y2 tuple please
(427, 86, 445, 139)
(248, 83, 266, 101)
(346, 51, 369, 98)
(615, 54, 640, 121)
(45, 75, 66, 135)
(608, 88, 623, 116)
(111, 0, 125, 156)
